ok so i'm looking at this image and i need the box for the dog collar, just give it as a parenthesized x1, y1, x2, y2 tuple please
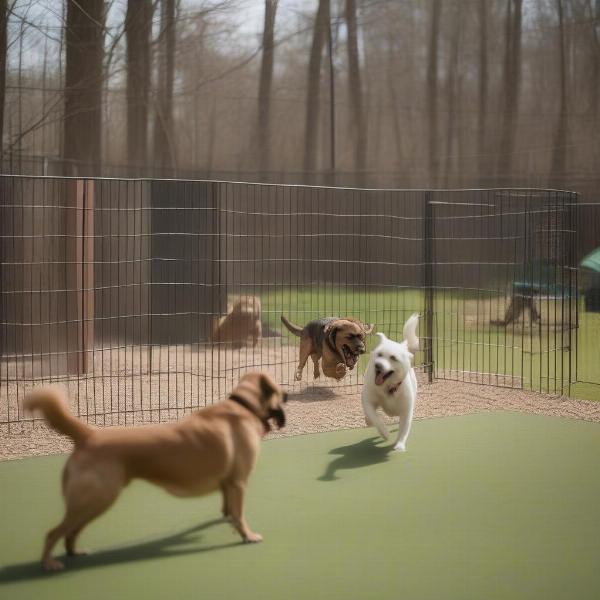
(228, 394, 271, 433)
(325, 336, 344, 362)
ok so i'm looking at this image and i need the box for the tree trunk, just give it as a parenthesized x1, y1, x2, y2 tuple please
(345, 0, 366, 186)
(477, 0, 488, 183)
(153, 0, 177, 173)
(303, 0, 330, 182)
(587, 0, 599, 165)
(551, 0, 568, 181)
(426, 0, 441, 184)
(387, 36, 404, 181)
(257, 0, 278, 178)
(63, 0, 105, 176)
(126, 0, 153, 172)
(206, 99, 217, 177)
(497, 0, 523, 183)
(443, 3, 461, 187)
(0, 0, 7, 161)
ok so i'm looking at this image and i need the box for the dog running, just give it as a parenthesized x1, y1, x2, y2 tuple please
(361, 314, 419, 452)
(24, 372, 287, 571)
(281, 315, 373, 381)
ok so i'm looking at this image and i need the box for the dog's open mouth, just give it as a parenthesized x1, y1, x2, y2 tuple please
(374, 369, 393, 386)
(342, 345, 359, 369)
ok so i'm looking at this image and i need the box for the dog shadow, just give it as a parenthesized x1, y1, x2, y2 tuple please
(318, 434, 396, 482)
(0, 517, 243, 583)
(287, 386, 337, 403)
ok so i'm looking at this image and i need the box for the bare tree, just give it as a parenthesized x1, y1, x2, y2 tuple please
(496, 0, 523, 181)
(426, 0, 441, 184)
(345, 0, 366, 185)
(386, 35, 403, 179)
(125, 0, 153, 171)
(443, 2, 462, 186)
(257, 0, 278, 177)
(551, 0, 568, 179)
(592, 0, 600, 164)
(0, 0, 7, 159)
(303, 0, 330, 180)
(0, 0, 9, 160)
(477, 0, 488, 181)
(63, 0, 105, 175)
(153, 0, 177, 171)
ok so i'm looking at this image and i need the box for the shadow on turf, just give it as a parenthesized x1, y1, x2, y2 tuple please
(287, 386, 337, 402)
(0, 517, 244, 583)
(318, 434, 395, 481)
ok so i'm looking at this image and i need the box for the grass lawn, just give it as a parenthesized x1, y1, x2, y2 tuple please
(260, 286, 600, 401)
(1, 412, 599, 600)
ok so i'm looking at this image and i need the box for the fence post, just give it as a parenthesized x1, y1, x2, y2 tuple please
(65, 179, 94, 375)
(423, 193, 434, 383)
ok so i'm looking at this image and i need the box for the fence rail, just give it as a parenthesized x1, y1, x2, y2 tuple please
(0, 176, 586, 430)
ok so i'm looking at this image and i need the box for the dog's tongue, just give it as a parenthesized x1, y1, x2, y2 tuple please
(375, 372, 386, 386)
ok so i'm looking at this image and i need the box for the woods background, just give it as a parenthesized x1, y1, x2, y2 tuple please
(0, 0, 598, 195)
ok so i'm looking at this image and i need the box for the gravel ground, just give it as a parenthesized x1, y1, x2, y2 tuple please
(2, 340, 599, 461)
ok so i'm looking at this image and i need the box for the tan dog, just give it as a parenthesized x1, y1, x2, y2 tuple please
(24, 372, 287, 572)
(212, 296, 262, 348)
(281, 316, 373, 381)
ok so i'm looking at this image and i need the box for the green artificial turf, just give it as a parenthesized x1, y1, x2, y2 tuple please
(1, 411, 599, 600)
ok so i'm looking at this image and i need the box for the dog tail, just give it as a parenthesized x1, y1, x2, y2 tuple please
(24, 386, 92, 444)
(403, 313, 420, 354)
(280, 315, 303, 337)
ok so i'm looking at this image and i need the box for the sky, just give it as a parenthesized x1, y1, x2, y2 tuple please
(7, 0, 317, 71)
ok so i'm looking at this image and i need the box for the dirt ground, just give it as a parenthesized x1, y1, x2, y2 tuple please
(1, 339, 599, 461)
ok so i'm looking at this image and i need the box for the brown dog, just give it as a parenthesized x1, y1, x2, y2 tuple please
(212, 295, 262, 348)
(281, 315, 373, 381)
(24, 372, 287, 571)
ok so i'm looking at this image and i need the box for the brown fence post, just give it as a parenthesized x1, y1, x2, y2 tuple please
(66, 179, 94, 375)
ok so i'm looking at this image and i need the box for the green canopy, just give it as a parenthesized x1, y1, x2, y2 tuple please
(581, 247, 600, 273)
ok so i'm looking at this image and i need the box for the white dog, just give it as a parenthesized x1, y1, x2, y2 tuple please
(361, 314, 419, 452)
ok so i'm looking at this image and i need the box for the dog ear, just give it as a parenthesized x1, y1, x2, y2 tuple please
(362, 323, 374, 334)
(325, 323, 339, 348)
(374, 332, 387, 347)
(259, 372, 277, 399)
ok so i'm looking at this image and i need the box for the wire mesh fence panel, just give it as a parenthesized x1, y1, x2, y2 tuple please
(574, 201, 600, 400)
(430, 189, 577, 393)
(0, 177, 429, 429)
(0, 176, 583, 431)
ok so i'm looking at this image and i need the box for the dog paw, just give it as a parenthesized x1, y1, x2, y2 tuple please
(43, 558, 64, 572)
(243, 532, 263, 543)
(335, 364, 347, 379)
(393, 442, 406, 452)
(379, 429, 390, 440)
(67, 549, 88, 558)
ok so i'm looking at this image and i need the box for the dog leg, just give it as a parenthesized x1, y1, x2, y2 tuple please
(224, 482, 262, 543)
(311, 353, 321, 379)
(42, 521, 70, 571)
(52, 469, 122, 569)
(334, 362, 347, 380)
(43, 511, 96, 569)
(221, 483, 231, 519)
(393, 404, 414, 452)
(65, 525, 89, 557)
(361, 395, 389, 440)
(251, 322, 261, 348)
(295, 338, 312, 381)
